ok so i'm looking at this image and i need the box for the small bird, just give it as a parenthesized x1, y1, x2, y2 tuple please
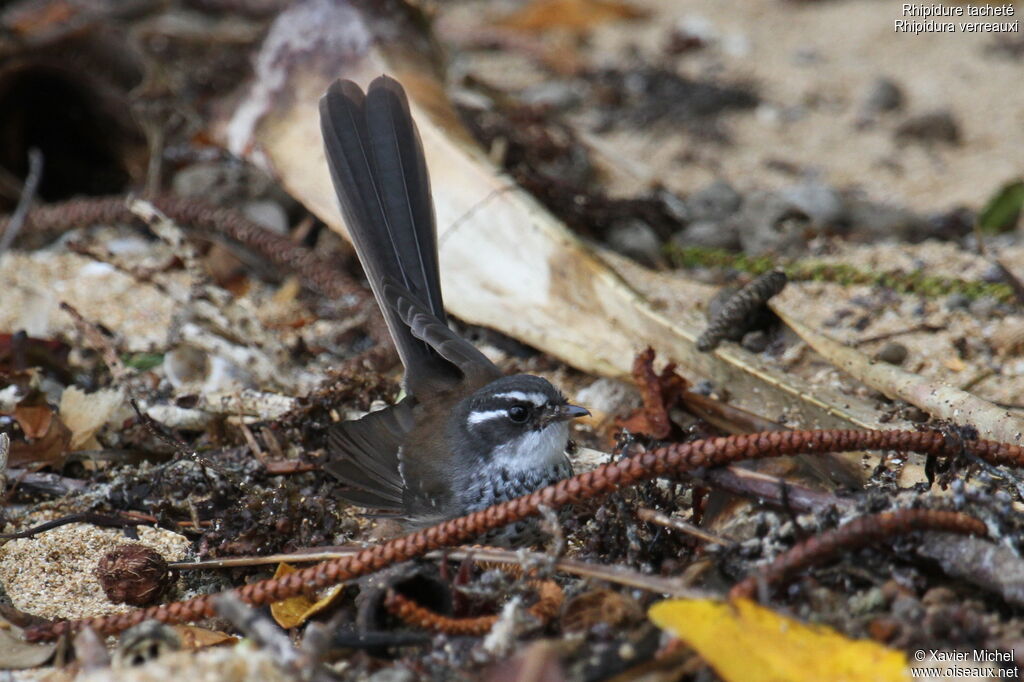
(319, 76, 589, 535)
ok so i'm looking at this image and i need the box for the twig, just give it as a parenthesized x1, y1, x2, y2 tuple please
(59, 301, 128, 382)
(128, 399, 249, 496)
(0, 512, 157, 541)
(698, 466, 849, 514)
(170, 546, 711, 598)
(636, 508, 732, 546)
(995, 258, 1024, 307)
(0, 148, 43, 256)
(678, 390, 784, 434)
(26, 428, 1024, 641)
(852, 324, 945, 347)
(4, 468, 87, 497)
(729, 509, 987, 600)
(0, 433, 8, 496)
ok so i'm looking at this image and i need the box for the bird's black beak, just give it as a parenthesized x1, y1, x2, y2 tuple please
(552, 403, 591, 422)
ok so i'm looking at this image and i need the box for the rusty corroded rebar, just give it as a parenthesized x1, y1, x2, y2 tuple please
(24, 428, 1023, 642)
(729, 509, 988, 601)
(384, 580, 563, 636)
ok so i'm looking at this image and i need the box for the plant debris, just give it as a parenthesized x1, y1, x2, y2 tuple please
(2, 1, 1024, 680)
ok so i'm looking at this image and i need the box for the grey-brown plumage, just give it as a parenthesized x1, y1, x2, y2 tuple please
(696, 269, 788, 352)
(320, 77, 587, 532)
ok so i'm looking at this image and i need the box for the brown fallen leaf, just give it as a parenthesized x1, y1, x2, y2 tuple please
(616, 347, 688, 439)
(269, 563, 344, 629)
(8, 413, 72, 468)
(496, 0, 647, 34)
(12, 404, 53, 440)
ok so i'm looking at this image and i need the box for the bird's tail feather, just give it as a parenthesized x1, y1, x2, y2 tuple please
(319, 75, 456, 395)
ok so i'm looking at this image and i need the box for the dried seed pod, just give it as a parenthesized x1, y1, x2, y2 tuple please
(697, 270, 788, 352)
(561, 588, 642, 633)
(96, 544, 173, 607)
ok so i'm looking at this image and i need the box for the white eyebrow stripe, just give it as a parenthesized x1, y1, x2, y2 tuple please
(492, 391, 548, 406)
(467, 409, 509, 425)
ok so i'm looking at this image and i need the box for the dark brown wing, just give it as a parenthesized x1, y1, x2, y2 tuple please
(325, 398, 416, 511)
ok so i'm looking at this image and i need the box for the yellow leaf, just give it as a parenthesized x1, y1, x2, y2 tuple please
(269, 563, 345, 629)
(649, 599, 909, 682)
(173, 625, 237, 649)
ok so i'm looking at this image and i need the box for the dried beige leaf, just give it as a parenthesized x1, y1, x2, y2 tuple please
(59, 386, 124, 450)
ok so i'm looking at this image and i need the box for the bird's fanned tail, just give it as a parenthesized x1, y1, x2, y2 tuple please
(319, 75, 459, 395)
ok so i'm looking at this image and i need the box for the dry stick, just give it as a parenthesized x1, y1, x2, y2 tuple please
(59, 302, 128, 382)
(729, 509, 988, 601)
(25, 428, 1024, 642)
(698, 466, 851, 514)
(0, 148, 43, 256)
(384, 580, 563, 636)
(170, 546, 708, 598)
(636, 508, 733, 546)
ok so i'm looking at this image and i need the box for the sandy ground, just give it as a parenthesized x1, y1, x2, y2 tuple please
(442, 0, 1024, 211)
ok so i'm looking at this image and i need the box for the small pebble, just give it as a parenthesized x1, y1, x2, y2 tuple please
(921, 586, 957, 606)
(606, 219, 662, 267)
(672, 220, 741, 251)
(733, 191, 812, 255)
(778, 181, 845, 225)
(242, 199, 289, 235)
(895, 109, 961, 145)
(519, 81, 581, 109)
(968, 296, 998, 319)
(891, 595, 925, 621)
(861, 77, 904, 115)
(687, 179, 743, 222)
(945, 293, 971, 311)
(875, 342, 908, 366)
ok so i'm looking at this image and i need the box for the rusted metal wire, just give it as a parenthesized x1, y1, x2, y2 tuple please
(729, 508, 988, 601)
(384, 580, 563, 636)
(24, 428, 1024, 642)
(697, 270, 787, 352)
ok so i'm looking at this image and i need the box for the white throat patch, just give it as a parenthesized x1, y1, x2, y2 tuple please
(490, 422, 569, 470)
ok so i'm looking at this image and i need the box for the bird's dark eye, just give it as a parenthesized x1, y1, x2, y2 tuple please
(507, 404, 530, 423)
